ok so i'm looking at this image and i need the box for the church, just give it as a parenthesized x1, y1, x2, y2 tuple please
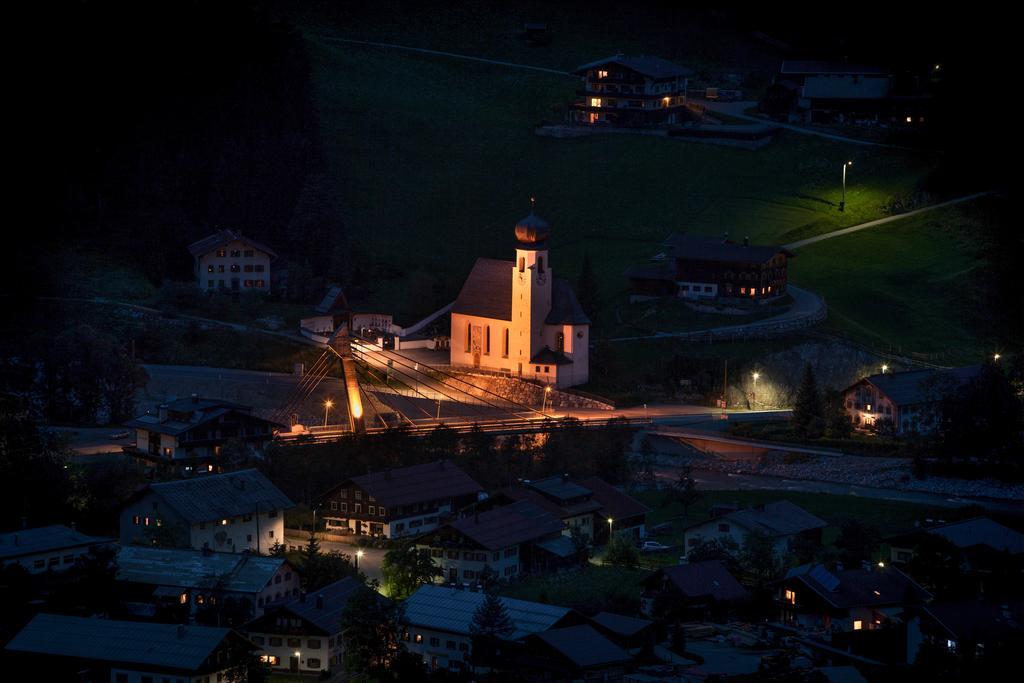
(450, 206, 590, 388)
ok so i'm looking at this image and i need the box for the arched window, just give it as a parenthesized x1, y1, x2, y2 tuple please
(485, 326, 491, 355)
(518, 257, 525, 272)
(465, 323, 472, 352)
(537, 256, 545, 274)
(556, 332, 565, 352)
(503, 329, 509, 357)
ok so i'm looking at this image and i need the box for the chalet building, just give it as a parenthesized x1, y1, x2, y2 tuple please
(907, 600, 1024, 665)
(842, 365, 980, 434)
(188, 228, 276, 292)
(496, 475, 649, 542)
(403, 584, 585, 673)
(4, 614, 255, 683)
(415, 500, 575, 584)
(450, 206, 591, 388)
(119, 469, 293, 553)
(521, 625, 633, 681)
(640, 560, 748, 620)
(243, 577, 372, 674)
(590, 612, 658, 652)
(570, 54, 693, 126)
(627, 233, 793, 303)
(117, 545, 300, 619)
(123, 395, 282, 466)
(683, 500, 826, 559)
(0, 524, 114, 575)
(775, 563, 931, 634)
(319, 460, 483, 539)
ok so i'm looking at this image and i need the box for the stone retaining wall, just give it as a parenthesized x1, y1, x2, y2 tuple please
(454, 372, 614, 411)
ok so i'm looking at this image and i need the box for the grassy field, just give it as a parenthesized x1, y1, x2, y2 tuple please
(499, 564, 651, 613)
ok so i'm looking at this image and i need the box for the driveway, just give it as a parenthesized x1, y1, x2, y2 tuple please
(284, 534, 388, 585)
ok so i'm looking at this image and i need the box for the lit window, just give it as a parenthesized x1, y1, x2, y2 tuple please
(590, 97, 602, 107)
(597, 70, 608, 78)
(784, 589, 796, 605)
(853, 620, 863, 630)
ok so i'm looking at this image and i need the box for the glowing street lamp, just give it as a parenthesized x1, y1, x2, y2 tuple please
(355, 549, 364, 570)
(607, 517, 614, 539)
(542, 385, 552, 413)
(323, 399, 333, 428)
(994, 353, 1002, 362)
(840, 161, 853, 212)
(881, 364, 889, 374)
(751, 372, 760, 407)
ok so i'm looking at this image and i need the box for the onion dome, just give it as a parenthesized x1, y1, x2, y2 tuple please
(514, 200, 551, 245)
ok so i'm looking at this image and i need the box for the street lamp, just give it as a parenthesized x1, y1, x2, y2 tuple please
(323, 399, 333, 428)
(542, 385, 552, 412)
(607, 517, 614, 540)
(751, 372, 760, 407)
(994, 353, 1002, 362)
(881, 364, 889, 374)
(355, 549, 364, 570)
(839, 161, 853, 212)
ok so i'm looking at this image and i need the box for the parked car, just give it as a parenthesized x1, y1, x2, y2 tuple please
(639, 541, 671, 553)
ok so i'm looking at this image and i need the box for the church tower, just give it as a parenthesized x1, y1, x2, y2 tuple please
(510, 202, 553, 376)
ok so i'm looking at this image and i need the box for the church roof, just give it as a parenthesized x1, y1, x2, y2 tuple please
(545, 279, 590, 325)
(452, 258, 513, 321)
(531, 347, 574, 366)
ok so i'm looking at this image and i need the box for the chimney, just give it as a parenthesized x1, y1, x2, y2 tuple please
(316, 594, 324, 609)
(743, 236, 749, 246)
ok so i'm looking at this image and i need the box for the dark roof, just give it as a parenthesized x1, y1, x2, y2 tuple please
(531, 624, 632, 668)
(707, 501, 826, 538)
(649, 560, 748, 602)
(576, 477, 651, 520)
(344, 460, 482, 508)
(545, 279, 590, 325)
(452, 257, 513, 321)
(187, 229, 278, 259)
(448, 500, 564, 550)
(272, 577, 367, 634)
(529, 476, 593, 502)
(5, 614, 238, 671)
(0, 525, 113, 561)
(781, 61, 889, 76)
(405, 584, 573, 639)
(117, 546, 290, 593)
(575, 54, 693, 79)
(145, 469, 294, 524)
(591, 612, 654, 637)
(315, 284, 349, 315)
(530, 346, 575, 366)
(923, 600, 1024, 642)
(505, 481, 603, 518)
(853, 366, 981, 407)
(663, 233, 791, 264)
(926, 517, 1024, 554)
(784, 563, 931, 609)
(124, 397, 280, 437)
(624, 263, 675, 282)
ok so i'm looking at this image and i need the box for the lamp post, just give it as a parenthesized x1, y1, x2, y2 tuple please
(840, 161, 853, 212)
(323, 399, 333, 428)
(607, 517, 614, 541)
(543, 385, 552, 413)
(994, 353, 1002, 362)
(881, 364, 889, 374)
(355, 549, 364, 570)
(751, 372, 760, 407)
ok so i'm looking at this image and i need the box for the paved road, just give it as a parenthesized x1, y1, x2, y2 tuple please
(703, 100, 903, 148)
(782, 191, 994, 250)
(285, 534, 387, 585)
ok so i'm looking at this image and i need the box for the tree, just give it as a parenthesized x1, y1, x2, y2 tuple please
(469, 591, 514, 669)
(663, 466, 702, 520)
(339, 589, 406, 677)
(686, 537, 741, 575)
(823, 389, 852, 438)
(835, 520, 881, 566)
(741, 528, 779, 586)
(939, 362, 1024, 461)
(569, 525, 591, 564)
(577, 252, 600, 323)
(381, 544, 438, 600)
(605, 532, 640, 568)
(300, 530, 359, 591)
(791, 364, 824, 438)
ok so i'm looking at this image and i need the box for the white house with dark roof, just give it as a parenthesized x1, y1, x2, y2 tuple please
(0, 525, 114, 575)
(450, 206, 590, 388)
(4, 614, 254, 682)
(842, 365, 980, 434)
(319, 460, 483, 539)
(119, 468, 294, 552)
(684, 500, 827, 559)
(571, 54, 693, 126)
(188, 228, 277, 291)
(117, 545, 300, 617)
(403, 584, 585, 673)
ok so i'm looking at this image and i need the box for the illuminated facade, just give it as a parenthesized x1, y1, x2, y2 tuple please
(571, 54, 692, 126)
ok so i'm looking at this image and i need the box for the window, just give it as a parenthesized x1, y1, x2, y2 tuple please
(63, 554, 74, 564)
(340, 502, 347, 512)
(518, 256, 525, 272)
(503, 328, 509, 357)
(230, 250, 241, 257)
(288, 638, 301, 648)
(308, 658, 321, 668)
(330, 501, 338, 511)
(230, 264, 240, 273)
(244, 264, 253, 273)
(133, 515, 141, 525)
(853, 620, 863, 631)
(244, 249, 254, 257)
(446, 640, 456, 650)
(255, 280, 265, 288)
(33, 559, 45, 569)
(369, 505, 376, 515)
(354, 503, 362, 514)
(415, 634, 423, 643)
(784, 589, 796, 605)
(308, 639, 321, 649)
(556, 331, 564, 352)
(270, 637, 282, 646)
(216, 249, 226, 257)
(590, 97, 602, 107)
(430, 637, 440, 647)
(597, 69, 608, 78)
(379, 507, 387, 517)
(255, 264, 265, 272)
(259, 655, 279, 665)
(537, 255, 544, 274)
(485, 326, 490, 355)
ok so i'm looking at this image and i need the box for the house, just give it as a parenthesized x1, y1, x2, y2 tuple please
(570, 54, 693, 126)
(188, 228, 276, 292)
(521, 624, 633, 681)
(907, 600, 1024, 665)
(683, 500, 826, 558)
(497, 475, 649, 542)
(415, 500, 574, 584)
(627, 233, 793, 303)
(242, 577, 373, 674)
(123, 395, 283, 466)
(0, 524, 114, 575)
(590, 612, 658, 652)
(450, 205, 590, 388)
(4, 613, 254, 682)
(775, 563, 931, 634)
(886, 517, 1024, 587)
(842, 366, 980, 434)
(319, 460, 483, 539)
(403, 584, 585, 673)
(640, 560, 748, 619)
(117, 545, 300, 619)
(119, 468, 293, 552)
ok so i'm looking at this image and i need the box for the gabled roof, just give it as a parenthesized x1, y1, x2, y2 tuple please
(645, 560, 748, 602)
(529, 476, 593, 502)
(405, 584, 574, 639)
(706, 501, 826, 538)
(5, 614, 239, 671)
(315, 284, 349, 315)
(0, 525, 113, 561)
(783, 563, 931, 609)
(663, 233, 791, 264)
(545, 279, 590, 326)
(117, 546, 289, 594)
(575, 54, 692, 79)
(452, 257, 513, 321)
(124, 397, 281, 437)
(143, 469, 294, 524)
(446, 500, 564, 550)
(591, 611, 654, 637)
(850, 366, 981, 407)
(187, 229, 278, 258)
(926, 517, 1024, 554)
(531, 624, 632, 668)
(576, 477, 651, 521)
(263, 577, 367, 635)
(781, 61, 889, 76)
(530, 346, 575, 366)
(342, 460, 482, 509)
